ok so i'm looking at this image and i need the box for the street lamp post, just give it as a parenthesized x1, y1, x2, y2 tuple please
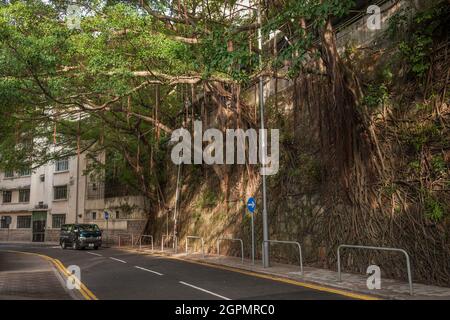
(257, 1, 270, 268)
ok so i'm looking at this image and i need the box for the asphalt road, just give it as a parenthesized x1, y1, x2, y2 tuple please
(0, 243, 353, 300)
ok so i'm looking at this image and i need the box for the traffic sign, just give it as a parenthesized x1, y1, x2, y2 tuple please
(247, 197, 256, 213)
(104, 211, 109, 220)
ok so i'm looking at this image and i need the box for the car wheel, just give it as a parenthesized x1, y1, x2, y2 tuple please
(61, 241, 66, 250)
(72, 241, 79, 250)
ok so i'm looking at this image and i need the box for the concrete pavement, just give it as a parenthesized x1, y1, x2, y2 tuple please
(0, 250, 77, 300)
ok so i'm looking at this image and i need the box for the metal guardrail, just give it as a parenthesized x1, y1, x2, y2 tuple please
(217, 238, 244, 264)
(117, 233, 134, 247)
(186, 236, 205, 258)
(337, 244, 413, 295)
(161, 235, 178, 253)
(138, 235, 154, 251)
(261, 240, 303, 275)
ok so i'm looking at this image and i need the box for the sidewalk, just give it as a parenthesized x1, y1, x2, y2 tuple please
(121, 247, 450, 300)
(0, 250, 76, 299)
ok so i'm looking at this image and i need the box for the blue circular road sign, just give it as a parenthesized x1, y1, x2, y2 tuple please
(104, 211, 109, 220)
(247, 197, 256, 213)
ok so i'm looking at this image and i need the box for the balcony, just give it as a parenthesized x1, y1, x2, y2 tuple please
(86, 183, 139, 200)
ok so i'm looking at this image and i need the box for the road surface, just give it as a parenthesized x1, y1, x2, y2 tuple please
(0, 243, 355, 300)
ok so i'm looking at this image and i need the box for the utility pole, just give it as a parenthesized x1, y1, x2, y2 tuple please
(75, 114, 81, 224)
(257, 0, 270, 268)
(173, 163, 182, 253)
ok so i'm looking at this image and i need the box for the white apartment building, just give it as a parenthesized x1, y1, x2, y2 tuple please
(0, 154, 149, 242)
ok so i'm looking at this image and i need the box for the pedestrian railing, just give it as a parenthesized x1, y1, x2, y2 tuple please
(337, 244, 413, 295)
(186, 236, 205, 258)
(217, 238, 244, 264)
(138, 235, 154, 251)
(102, 233, 119, 247)
(262, 240, 303, 275)
(117, 233, 134, 247)
(161, 235, 178, 253)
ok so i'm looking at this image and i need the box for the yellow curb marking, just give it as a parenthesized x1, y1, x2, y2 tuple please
(4, 250, 98, 300)
(122, 248, 380, 300)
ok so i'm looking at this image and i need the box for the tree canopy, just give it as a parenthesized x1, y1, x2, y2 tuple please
(0, 0, 355, 201)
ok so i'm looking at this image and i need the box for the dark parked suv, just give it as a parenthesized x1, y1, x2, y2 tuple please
(60, 224, 102, 250)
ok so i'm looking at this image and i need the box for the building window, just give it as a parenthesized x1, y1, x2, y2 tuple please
(17, 216, 31, 228)
(19, 189, 30, 203)
(54, 185, 68, 200)
(2, 191, 12, 203)
(0, 216, 11, 228)
(4, 170, 14, 178)
(52, 214, 66, 229)
(92, 212, 97, 220)
(18, 168, 31, 177)
(55, 158, 69, 172)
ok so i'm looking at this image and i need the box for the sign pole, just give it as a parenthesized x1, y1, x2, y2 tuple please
(104, 211, 109, 245)
(257, 0, 270, 268)
(247, 197, 256, 265)
(251, 212, 254, 265)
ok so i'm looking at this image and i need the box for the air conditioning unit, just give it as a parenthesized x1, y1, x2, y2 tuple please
(35, 202, 48, 209)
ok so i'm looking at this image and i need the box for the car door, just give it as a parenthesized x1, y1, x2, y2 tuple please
(70, 226, 79, 243)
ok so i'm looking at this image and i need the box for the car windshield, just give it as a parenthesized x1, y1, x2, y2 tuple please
(78, 224, 99, 231)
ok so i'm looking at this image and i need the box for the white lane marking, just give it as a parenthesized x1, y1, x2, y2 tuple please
(134, 266, 164, 276)
(87, 252, 102, 257)
(109, 257, 127, 263)
(179, 281, 231, 300)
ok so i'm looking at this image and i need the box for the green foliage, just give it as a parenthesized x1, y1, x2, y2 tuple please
(201, 27, 257, 83)
(398, 36, 432, 78)
(386, 10, 409, 40)
(424, 195, 445, 222)
(196, 189, 219, 209)
(408, 160, 420, 173)
(264, 0, 355, 77)
(363, 83, 388, 109)
(389, 3, 450, 78)
(403, 123, 441, 152)
(431, 155, 447, 175)
(382, 183, 397, 197)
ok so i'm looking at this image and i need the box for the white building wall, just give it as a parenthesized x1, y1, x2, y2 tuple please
(1, 150, 148, 241)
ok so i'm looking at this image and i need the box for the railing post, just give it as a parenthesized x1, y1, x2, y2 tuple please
(201, 238, 205, 258)
(261, 242, 264, 267)
(240, 240, 244, 264)
(337, 244, 413, 295)
(337, 245, 342, 281)
(261, 240, 303, 274)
